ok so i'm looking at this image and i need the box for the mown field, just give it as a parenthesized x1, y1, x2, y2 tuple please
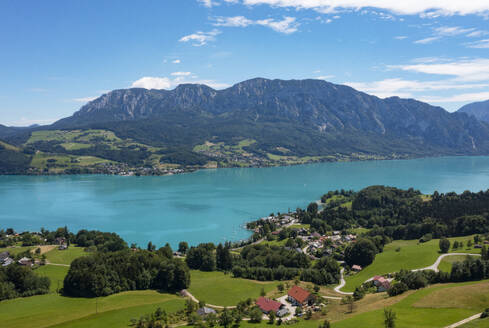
(0, 291, 184, 328)
(333, 280, 489, 328)
(460, 317, 489, 328)
(34, 265, 69, 292)
(44, 246, 89, 265)
(343, 235, 481, 292)
(188, 270, 279, 306)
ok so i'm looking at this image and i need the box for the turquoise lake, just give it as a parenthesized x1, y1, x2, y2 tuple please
(1, 156, 489, 248)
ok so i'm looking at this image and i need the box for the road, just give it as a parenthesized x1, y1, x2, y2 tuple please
(444, 313, 483, 328)
(413, 253, 480, 272)
(334, 268, 353, 295)
(334, 253, 481, 294)
(180, 289, 236, 309)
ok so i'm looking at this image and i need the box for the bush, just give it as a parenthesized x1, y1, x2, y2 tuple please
(387, 282, 408, 297)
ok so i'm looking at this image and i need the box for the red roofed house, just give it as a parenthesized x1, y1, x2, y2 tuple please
(372, 276, 391, 292)
(287, 285, 313, 306)
(256, 297, 283, 314)
(351, 265, 362, 272)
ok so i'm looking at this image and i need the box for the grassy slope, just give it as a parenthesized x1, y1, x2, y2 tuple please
(44, 246, 88, 265)
(34, 265, 69, 292)
(438, 255, 478, 273)
(0, 291, 183, 328)
(50, 298, 185, 328)
(0, 246, 34, 255)
(334, 280, 489, 328)
(460, 317, 489, 328)
(188, 270, 278, 306)
(343, 235, 481, 292)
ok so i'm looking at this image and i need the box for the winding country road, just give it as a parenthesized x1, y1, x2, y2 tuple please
(334, 253, 481, 294)
(334, 268, 353, 295)
(444, 313, 483, 328)
(413, 253, 480, 272)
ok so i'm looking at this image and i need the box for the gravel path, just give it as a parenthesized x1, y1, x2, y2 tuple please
(334, 253, 481, 293)
(444, 313, 483, 328)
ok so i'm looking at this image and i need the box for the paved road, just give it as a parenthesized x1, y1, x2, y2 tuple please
(334, 253, 481, 293)
(181, 289, 236, 309)
(334, 269, 353, 295)
(413, 253, 480, 272)
(444, 313, 483, 328)
(45, 262, 70, 267)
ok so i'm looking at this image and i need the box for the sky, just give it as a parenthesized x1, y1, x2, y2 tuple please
(1, 0, 489, 126)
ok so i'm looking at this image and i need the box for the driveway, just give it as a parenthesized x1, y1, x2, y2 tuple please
(277, 295, 295, 320)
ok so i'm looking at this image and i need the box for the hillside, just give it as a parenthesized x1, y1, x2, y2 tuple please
(3, 78, 489, 174)
(458, 99, 489, 123)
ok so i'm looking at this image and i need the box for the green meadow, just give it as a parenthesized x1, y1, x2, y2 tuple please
(44, 246, 89, 265)
(343, 235, 481, 292)
(0, 291, 184, 328)
(188, 270, 278, 306)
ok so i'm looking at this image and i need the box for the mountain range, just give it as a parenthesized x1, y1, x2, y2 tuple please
(457, 99, 489, 123)
(2, 78, 489, 174)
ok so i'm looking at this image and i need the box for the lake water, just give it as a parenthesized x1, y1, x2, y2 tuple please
(2, 156, 489, 248)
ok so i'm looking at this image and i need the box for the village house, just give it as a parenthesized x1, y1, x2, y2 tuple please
(196, 307, 217, 317)
(287, 285, 314, 306)
(0, 251, 9, 262)
(256, 296, 287, 316)
(18, 257, 33, 267)
(352, 265, 362, 272)
(0, 251, 13, 267)
(372, 276, 391, 292)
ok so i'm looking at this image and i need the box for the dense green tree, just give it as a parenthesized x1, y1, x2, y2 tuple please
(439, 238, 450, 253)
(384, 308, 397, 328)
(344, 239, 378, 267)
(178, 241, 189, 254)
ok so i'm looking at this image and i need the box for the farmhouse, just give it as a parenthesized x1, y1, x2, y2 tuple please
(256, 296, 284, 315)
(287, 285, 313, 306)
(351, 265, 362, 271)
(372, 276, 391, 292)
(18, 257, 33, 267)
(197, 307, 217, 317)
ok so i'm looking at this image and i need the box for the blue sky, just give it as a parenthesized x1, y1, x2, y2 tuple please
(1, 0, 489, 126)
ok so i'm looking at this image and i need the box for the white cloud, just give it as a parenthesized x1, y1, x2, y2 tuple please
(213, 16, 299, 34)
(4, 117, 58, 127)
(171, 71, 192, 76)
(467, 30, 489, 37)
(237, 0, 489, 16)
(172, 59, 181, 64)
(131, 76, 229, 90)
(179, 29, 221, 46)
(346, 78, 489, 98)
(131, 77, 172, 89)
(391, 58, 489, 82)
(414, 25, 488, 46)
(394, 36, 407, 40)
(316, 75, 335, 80)
(466, 39, 489, 48)
(420, 91, 489, 103)
(73, 96, 97, 103)
(198, 0, 217, 7)
(414, 36, 441, 44)
(434, 26, 475, 36)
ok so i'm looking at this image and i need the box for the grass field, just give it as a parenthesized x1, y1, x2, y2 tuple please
(35, 265, 70, 292)
(334, 280, 489, 328)
(44, 246, 88, 265)
(0, 291, 183, 328)
(188, 270, 278, 306)
(0, 246, 33, 256)
(50, 297, 185, 328)
(460, 317, 489, 328)
(438, 255, 478, 273)
(343, 235, 481, 292)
